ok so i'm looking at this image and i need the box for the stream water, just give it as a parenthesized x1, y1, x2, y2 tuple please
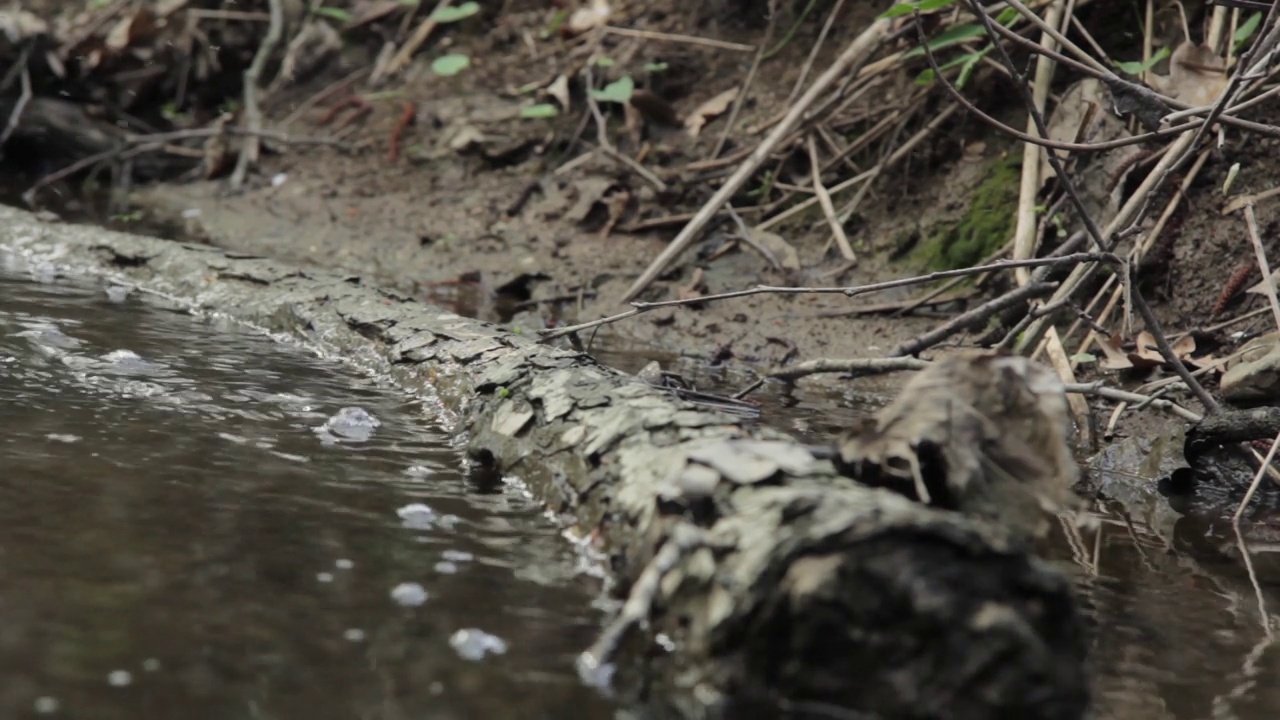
(4, 257, 1280, 720)
(0, 266, 614, 720)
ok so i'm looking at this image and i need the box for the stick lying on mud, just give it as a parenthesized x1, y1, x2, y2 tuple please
(0, 206, 1089, 720)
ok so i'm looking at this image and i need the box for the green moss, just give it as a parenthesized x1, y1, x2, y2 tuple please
(913, 156, 1021, 271)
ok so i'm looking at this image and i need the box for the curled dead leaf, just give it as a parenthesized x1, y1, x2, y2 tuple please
(1147, 41, 1228, 107)
(566, 0, 611, 36)
(685, 87, 738, 138)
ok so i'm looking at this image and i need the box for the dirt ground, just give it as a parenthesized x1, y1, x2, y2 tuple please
(10, 0, 1280, 427)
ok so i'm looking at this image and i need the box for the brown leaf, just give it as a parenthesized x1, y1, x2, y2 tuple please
(1096, 332, 1134, 371)
(1129, 331, 1165, 369)
(684, 87, 739, 137)
(1148, 41, 1228, 107)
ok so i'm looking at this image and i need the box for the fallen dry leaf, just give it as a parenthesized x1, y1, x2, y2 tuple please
(566, 0, 611, 36)
(547, 73, 570, 111)
(678, 267, 707, 302)
(1148, 41, 1228, 107)
(747, 228, 800, 271)
(1096, 332, 1134, 371)
(685, 87, 738, 137)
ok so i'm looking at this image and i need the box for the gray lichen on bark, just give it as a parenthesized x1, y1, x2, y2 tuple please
(0, 206, 1089, 719)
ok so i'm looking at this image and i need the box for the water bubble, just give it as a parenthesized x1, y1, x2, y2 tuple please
(141, 658, 161, 672)
(33, 696, 59, 714)
(107, 670, 132, 687)
(181, 207, 203, 219)
(105, 285, 130, 303)
(390, 582, 428, 607)
(396, 503, 436, 530)
(343, 628, 366, 642)
(316, 407, 380, 442)
(335, 558, 354, 570)
(316, 572, 334, 583)
(434, 561, 458, 574)
(449, 628, 508, 661)
(45, 434, 80, 444)
(441, 549, 474, 563)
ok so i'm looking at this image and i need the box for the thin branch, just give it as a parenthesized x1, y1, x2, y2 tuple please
(807, 136, 856, 261)
(769, 357, 928, 381)
(889, 281, 1057, 357)
(230, 0, 284, 189)
(1128, 273, 1220, 412)
(620, 11, 895, 302)
(0, 50, 31, 153)
(1063, 382, 1202, 423)
(1235, 430, 1280, 524)
(541, 253, 1116, 340)
(1244, 203, 1280, 332)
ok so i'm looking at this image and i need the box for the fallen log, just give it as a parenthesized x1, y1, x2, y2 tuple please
(0, 205, 1089, 719)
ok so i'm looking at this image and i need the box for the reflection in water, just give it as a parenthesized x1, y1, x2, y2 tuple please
(0, 269, 614, 719)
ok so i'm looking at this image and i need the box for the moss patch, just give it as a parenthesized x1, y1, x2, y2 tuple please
(913, 156, 1020, 271)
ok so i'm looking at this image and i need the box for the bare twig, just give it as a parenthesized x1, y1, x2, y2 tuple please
(230, 0, 284, 189)
(768, 357, 928, 381)
(603, 26, 754, 52)
(620, 9, 896, 302)
(0, 58, 31, 153)
(1244, 204, 1280, 332)
(383, 0, 453, 79)
(585, 66, 668, 192)
(1128, 276, 1220, 412)
(543, 253, 1115, 340)
(1236, 430, 1280, 524)
(1064, 382, 1203, 423)
(807, 136, 856, 261)
(889, 282, 1057, 357)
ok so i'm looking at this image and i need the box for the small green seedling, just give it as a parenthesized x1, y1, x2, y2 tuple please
(590, 76, 634, 104)
(314, 6, 352, 22)
(1113, 46, 1170, 76)
(431, 1, 479, 23)
(521, 103, 560, 119)
(431, 54, 471, 77)
(880, 0, 958, 19)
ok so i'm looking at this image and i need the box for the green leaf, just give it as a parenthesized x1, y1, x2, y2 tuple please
(595, 56, 615, 67)
(590, 75, 635, 104)
(314, 6, 352, 22)
(903, 23, 986, 59)
(520, 103, 560, 119)
(431, 1, 479, 23)
(955, 47, 990, 89)
(1235, 12, 1262, 50)
(1071, 353, 1098, 364)
(431, 53, 471, 76)
(399, 0, 420, 5)
(1112, 45, 1170, 75)
(643, 62, 669, 73)
(995, 7, 1018, 25)
(913, 48, 982, 84)
(879, 0, 957, 19)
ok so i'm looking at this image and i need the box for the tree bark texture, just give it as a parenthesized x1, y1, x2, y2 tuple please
(0, 206, 1089, 719)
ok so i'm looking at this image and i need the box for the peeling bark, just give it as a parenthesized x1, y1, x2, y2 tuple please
(0, 207, 1089, 719)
